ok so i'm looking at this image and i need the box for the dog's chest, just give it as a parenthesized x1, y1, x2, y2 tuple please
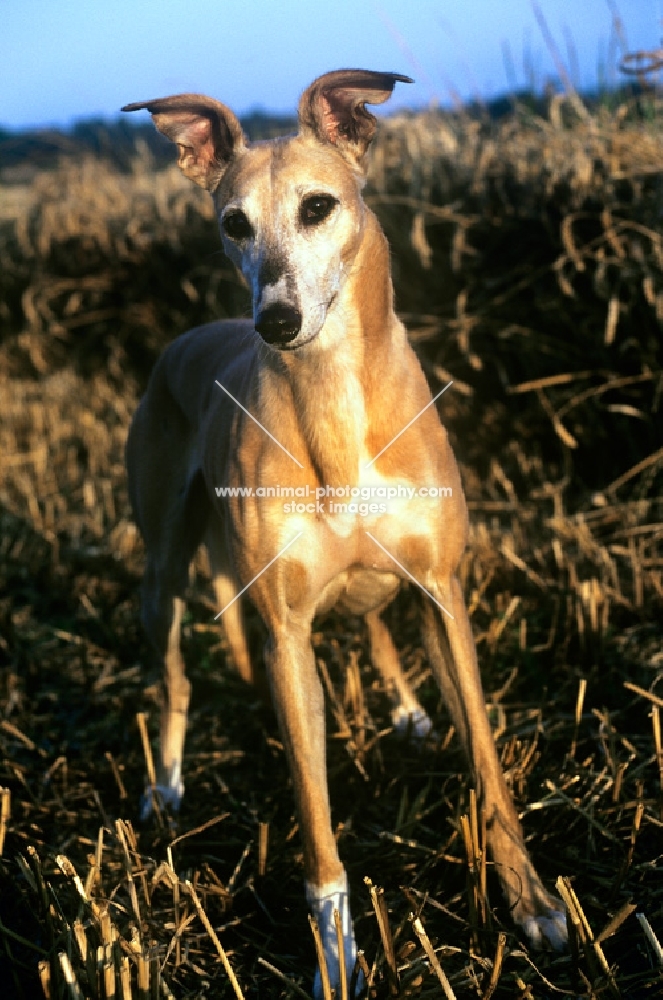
(279, 466, 443, 606)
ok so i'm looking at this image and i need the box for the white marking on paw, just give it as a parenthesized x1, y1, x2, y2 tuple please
(306, 875, 363, 998)
(140, 782, 183, 820)
(391, 705, 433, 740)
(523, 907, 568, 951)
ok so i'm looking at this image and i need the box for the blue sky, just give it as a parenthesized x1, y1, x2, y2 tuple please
(2, 1, 661, 130)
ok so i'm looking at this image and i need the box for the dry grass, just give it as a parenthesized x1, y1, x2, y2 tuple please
(0, 92, 662, 998)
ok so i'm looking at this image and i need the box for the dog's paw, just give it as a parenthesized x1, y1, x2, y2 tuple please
(517, 895, 567, 951)
(496, 844, 568, 953)
(140, 782, 183, 821)
(391, 705, 433, 741)
(307, 876, 363, 998)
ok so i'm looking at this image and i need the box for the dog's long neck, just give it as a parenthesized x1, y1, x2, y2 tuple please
(274, 210, 406, 486)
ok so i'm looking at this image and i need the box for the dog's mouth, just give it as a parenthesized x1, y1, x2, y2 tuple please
(276, 330, 322, 352)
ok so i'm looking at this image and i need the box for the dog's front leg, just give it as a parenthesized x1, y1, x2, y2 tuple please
(265, 619, 358, 998)
(423, 575, 567, 949)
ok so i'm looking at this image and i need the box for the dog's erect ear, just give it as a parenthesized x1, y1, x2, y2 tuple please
(298, 69, 412, 168)
(122, 94, 246, 190)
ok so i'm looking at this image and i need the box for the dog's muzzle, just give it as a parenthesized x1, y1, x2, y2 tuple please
(255, 304, 302, 346)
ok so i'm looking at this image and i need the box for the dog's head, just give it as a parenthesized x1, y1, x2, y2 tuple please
(123, 70, 410, 350)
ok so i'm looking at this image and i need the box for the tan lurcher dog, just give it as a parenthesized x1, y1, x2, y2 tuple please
(123, 69, 566, 996)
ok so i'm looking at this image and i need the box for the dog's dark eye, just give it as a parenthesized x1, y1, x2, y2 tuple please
(300, 195, 338, 227)
(223, 210, 253, 241)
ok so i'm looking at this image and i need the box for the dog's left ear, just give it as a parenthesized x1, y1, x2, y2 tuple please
(298, 69, 412, 169)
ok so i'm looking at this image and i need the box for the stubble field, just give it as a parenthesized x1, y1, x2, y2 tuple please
(0, 93, 662, 997)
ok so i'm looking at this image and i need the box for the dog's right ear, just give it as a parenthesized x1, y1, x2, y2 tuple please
(122, 94, 246, 190)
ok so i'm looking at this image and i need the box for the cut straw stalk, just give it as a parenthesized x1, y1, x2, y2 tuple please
(137, 947, 150, 1000)
(38, 960, 50, 998)
(166, 847, 181, 967)
(569, 677, 587, 759)
(56, 850, 144, 998)
(308, 913, 333, 1000)
(84, 826, 104, 900)
(334, 907, 348, 1000)
(258, 820, 269, 876)
(636, 912, 663, 967)
(120, 956, 132, 1000)
(597, 901, 637, 944)
(624, 681, 663, 709)
(411, 915, 456, 1000)
(115, 819, 142, 927)
(483, 932, 507, 1000)
(650, 705, 663, 798)
(555, 876, 619, 998)
(257, 957, 311, 999)
(59, 951, 84, 1000)
(136, 713, 155, 782)
(100, 942, 115, 999)
(186, 880, 245, 1000)
(0, 787, 10, 855)
(366, 877, 399, 995)
(459, 789, 489, 942)
(105, 750, 128, 800)
(56, 854, 89, 904)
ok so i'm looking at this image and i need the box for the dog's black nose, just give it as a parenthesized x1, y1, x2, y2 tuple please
(255, 304, 302, 345)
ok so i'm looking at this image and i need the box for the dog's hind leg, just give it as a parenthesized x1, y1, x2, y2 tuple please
(206, 527, 254, 686)
(128, 390, 208, 815)
(366, 608, 432, 739)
